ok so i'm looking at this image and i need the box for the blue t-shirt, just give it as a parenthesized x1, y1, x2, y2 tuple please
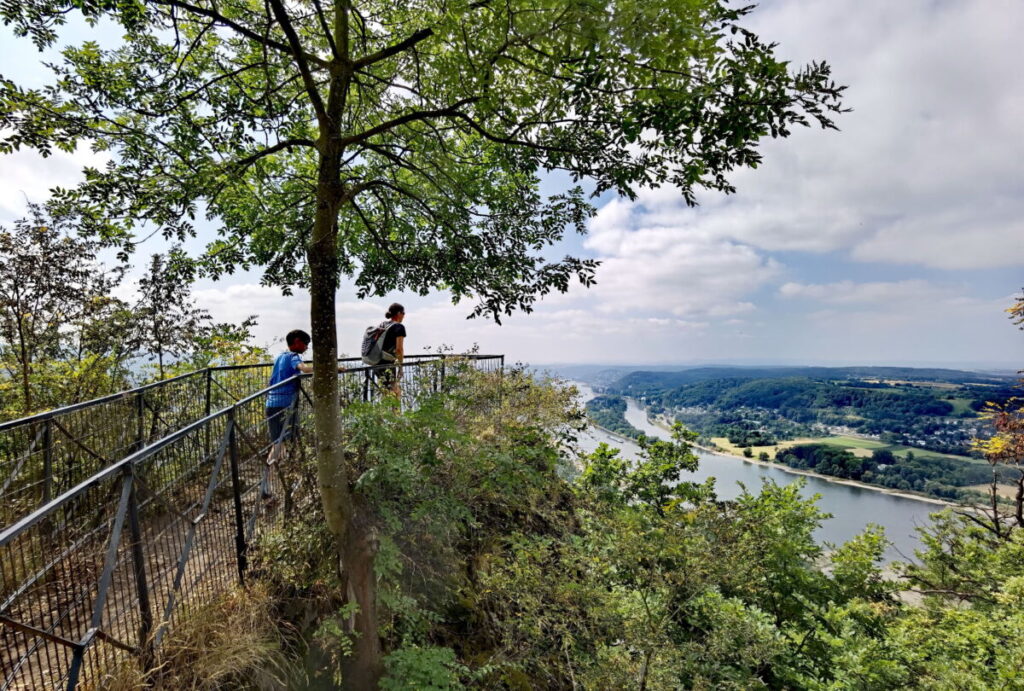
(265, 351, 303, 408)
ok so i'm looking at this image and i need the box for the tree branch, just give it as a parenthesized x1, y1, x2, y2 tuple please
(266, 0, 329, 126)
(340, 98, 478, 147)
(311, 0, 339, 59)
(150, 0, 330, 70)
(228, 138, 317, 173)
(353, 28, 431, 70)
(350, 0, 492, 70)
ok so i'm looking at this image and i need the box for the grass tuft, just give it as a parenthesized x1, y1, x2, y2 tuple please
(96, 583, 297, 690)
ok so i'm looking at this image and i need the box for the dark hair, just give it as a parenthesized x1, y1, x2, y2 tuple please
(286, 329, 311, 347)
(386, 303, 405, 319)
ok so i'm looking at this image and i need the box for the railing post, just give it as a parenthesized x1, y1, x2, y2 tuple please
(227, 407, 248, 582)
(41, 418, 53, 504)
(126, 468, 154, 669)
(204, 368, 213, 458)
(134, 391, 145, 452)
(498, 355, 505, 408)
(363, 370, 370, 403)
(204, 367, 213, 418)
(440, 355, 446, 393)
(66, 469, 135, 691)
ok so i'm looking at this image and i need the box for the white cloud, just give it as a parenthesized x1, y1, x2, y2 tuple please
(0, 142, 111, 221)
(592, 0, 1024, 269)
(779, 279, 955, 305)
(584, 218, 780, 317)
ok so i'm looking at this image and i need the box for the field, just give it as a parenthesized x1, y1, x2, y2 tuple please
(709, 434, 983, 465)
(967, 483, 1017, 499)
(709, 437, 816, 458)
(948, 397, 975, 415)
(863, 379, 961, 390)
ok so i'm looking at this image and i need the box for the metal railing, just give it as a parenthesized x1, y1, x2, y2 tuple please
(0, 354, 503, 690)
(0, 355, 500, 527)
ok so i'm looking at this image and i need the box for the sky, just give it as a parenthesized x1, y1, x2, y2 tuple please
(1, 0, 1022, 368)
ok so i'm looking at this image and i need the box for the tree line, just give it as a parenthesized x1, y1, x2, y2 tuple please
(775, 443, 1000, 501)
(0, 206, 261, 420)
(584, 395, 644, 439)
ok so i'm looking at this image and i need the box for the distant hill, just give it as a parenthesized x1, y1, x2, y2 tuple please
(609, 366, 1016, 393)
(533, 363, 703, 388)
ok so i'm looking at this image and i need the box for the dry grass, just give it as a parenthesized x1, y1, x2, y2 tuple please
(98, 583, 296, 691)
(967, 483, 1018, 500)
(709, 436, 819, 459)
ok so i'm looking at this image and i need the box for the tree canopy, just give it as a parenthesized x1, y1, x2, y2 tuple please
(2, 0, 844, 313)
(0, 0, 846, 683)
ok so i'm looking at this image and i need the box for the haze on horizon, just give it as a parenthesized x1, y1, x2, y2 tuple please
(1, 0, 1021, 368)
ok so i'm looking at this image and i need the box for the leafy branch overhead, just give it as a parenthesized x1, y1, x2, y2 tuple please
(1, 0, 845, 318)
(0, 1, 846, 684)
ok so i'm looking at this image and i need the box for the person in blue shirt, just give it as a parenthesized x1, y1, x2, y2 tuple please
(264, 329, 313, 497)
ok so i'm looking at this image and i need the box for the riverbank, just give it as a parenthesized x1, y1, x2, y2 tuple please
(582, 394, 955, 509)
(637, 413, 955, 508)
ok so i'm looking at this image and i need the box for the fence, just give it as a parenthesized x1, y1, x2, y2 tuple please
(0, 355, 503, 690)
(0, 355, 498, 527)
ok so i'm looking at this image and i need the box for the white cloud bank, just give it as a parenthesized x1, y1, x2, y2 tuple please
(599, 0, 1024, 270)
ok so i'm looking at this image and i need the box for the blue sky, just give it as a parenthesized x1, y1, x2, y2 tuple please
(1, 0, 1021, 367)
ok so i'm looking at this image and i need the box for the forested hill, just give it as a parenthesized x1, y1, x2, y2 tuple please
(599, 365, 1018, 462)
(610, 365, 1015, 393)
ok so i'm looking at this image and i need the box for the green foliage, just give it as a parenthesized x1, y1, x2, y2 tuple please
(381, 647, 465, 690)
(584, 394, 643, 439)
(777, 443, 1000, 500)
(243, 370, 1024, 688)
(0, 205, 133, 417)
(578, 423, 705, 514)
(729, 427, 777, 447)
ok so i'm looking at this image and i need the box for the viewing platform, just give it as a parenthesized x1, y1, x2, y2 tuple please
(0, 354, 503, 690)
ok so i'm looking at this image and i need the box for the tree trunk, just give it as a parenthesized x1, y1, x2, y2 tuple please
(341, 498, 383, 686)
(16, 312, 31, 413)
(639, 648, 653, 691)
(1015, 471, 1024, 528)
(990, 468, 1003, 539)
(308, 128, 381, 686)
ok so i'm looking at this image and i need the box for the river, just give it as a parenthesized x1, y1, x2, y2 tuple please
(573, 383, 939, 562)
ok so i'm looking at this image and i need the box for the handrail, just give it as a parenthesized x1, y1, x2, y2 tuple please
(0, 354, 505, 432)
(0, 369, 206, 433)
(0, 353, 503, 689)
(0, 375, 284, 547)
(0, 355, 502, 546)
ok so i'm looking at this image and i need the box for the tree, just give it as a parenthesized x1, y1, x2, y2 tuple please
(1, 1, 845, 683)
(1008, 289, 1023, 330)
(973, 291, 1024, 535)
(872, 448, 897, 465)
(0, 205, 125, 415)
(136, 251, 213, 378)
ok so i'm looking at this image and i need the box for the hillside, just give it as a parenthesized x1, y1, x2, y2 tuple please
(611, 365, 1015, 391)
(604, 366, 1017, 458)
